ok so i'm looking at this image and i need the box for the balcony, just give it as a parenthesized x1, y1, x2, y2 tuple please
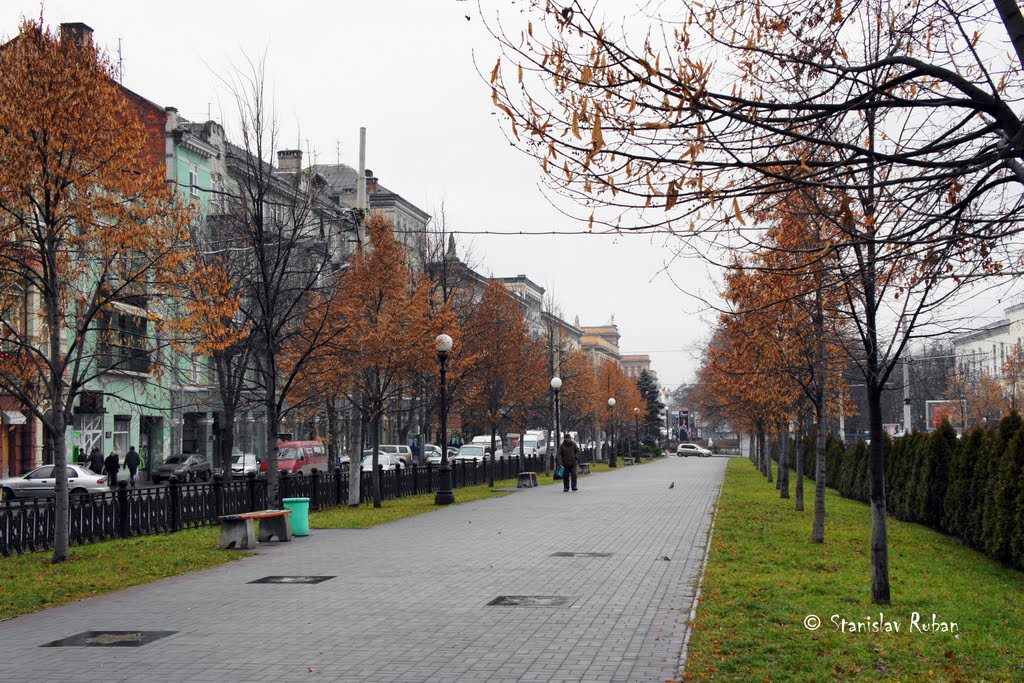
(100, 346, 150, 375)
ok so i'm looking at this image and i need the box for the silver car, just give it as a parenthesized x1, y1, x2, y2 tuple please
(360, 454, 405, 472)
(676, 443, 712, 457)
(230, 452, 259, 476)
(0, 464, 109, 500)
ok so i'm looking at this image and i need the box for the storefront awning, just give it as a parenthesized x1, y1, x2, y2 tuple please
(2, 410, 27, 425)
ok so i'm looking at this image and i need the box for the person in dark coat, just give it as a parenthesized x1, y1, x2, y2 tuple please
(125, 446, 141, 487)
(89, 447, 104, 474)
(557, 433, 581, 492)
(104, 450, 120, 488)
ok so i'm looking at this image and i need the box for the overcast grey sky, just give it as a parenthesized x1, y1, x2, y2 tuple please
(1, 0, 722, 389)
(12, 1, 1016, 390)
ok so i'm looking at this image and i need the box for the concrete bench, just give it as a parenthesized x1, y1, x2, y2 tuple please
(578, 463, 591, 475)
(623, 457, 634, 466)
(219, 509, 292, 550)
(516, 471, 538, 488)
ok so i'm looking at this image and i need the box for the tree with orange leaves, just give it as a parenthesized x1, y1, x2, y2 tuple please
(310, 214, 449, 508)
(1002, 345, 1024, 414)
(459, 280, 547, 487)
(0, 19, 228, 562)
(944, 371, 1006, 431)
(557, 349, 599, 438)
(595, 361, 644, 466)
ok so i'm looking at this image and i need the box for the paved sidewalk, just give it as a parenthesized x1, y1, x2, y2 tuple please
(1, 456, 727, 683)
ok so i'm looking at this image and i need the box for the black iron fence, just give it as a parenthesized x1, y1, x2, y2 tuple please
(0, 455, 543, 557)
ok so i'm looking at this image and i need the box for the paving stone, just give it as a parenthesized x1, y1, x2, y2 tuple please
(0, 456, 727, 683)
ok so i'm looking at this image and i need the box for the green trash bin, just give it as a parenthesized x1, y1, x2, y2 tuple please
(282, 497, 310, 536)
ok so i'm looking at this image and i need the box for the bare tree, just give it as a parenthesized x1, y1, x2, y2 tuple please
(214, 55, 358, 505)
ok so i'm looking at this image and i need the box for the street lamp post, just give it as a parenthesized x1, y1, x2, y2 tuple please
(551, 377, 562, 469)
(434, 334, 455, 506)
(608, 397, 617, 468)
(634, 407, 640, 460)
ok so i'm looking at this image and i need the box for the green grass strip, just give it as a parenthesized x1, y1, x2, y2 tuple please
(0, 527, 247, 621)
(685, 458, 1024, 682)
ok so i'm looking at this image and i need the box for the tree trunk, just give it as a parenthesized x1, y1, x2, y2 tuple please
(348, 401, 362, 506)
(326, 400, 338, 469)
(795, 415, 805, 511)
(220, 409, 235, 483)
(811, 285, 827, 543)
(265, 381, 280, 508)
(761, 427, 772, 482)
(542, 427, 551, 475)
(867, 389, 891, 603)
(775, 427, 782, 489)
(372, 413, 381, 508)
(489, 426, 497, 488)
(780, 421, 790, 499)
(864, 99, 890, 604)
(51, 419, 69, 563)
(49, 276, 69, 562)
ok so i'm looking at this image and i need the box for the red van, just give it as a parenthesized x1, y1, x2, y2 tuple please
(259, 440, 328, 476)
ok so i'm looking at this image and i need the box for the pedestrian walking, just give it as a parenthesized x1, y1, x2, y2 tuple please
(557, 432, 581, 492)
(125, 446, 141, 487)
(104, 450, 120, 489)
(89, 447, 104, 474)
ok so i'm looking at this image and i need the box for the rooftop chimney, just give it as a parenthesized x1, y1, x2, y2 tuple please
(60, 23, 94, 49)
(276, 149, 303, 173)
(365, 168, 379, 194)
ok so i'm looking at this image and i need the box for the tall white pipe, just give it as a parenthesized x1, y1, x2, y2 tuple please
(357, 127, 367, 212)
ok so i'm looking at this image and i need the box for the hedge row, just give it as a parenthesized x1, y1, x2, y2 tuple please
(787, 414, 1024, 570)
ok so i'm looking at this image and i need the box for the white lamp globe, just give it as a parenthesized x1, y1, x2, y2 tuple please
(434, 334, 453, 353)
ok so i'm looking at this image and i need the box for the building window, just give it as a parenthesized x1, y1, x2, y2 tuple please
(113, 416, 131, 456)
(189, 163, 200, 197)
(190, 353, 204, 385)
(211, 174, 225, 213)
(99, 310, 150, 374)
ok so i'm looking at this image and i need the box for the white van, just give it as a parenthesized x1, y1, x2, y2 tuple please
(526, 430, 548, 457)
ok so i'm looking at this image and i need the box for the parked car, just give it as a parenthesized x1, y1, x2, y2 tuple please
(379, 444, 413, 466)
(452, 444, 488, 466)
(152, 454, 212, 483)
(0, 465, 108, 500)
(230, 452, 259, 477)
(423, 445, 445, 465)
(677, 443, 712, 457)
(425, 446, 461, 465)
(471, 435, 504, 454)
(259, 440, 328, 476)
(361, 454, 406, 472)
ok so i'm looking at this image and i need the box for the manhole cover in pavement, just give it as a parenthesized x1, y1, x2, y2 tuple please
(487, 595, 574, 607)
(249, 575, 335, 584)
(550, 552, 613, 558)
(41, 631, 177, 647)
